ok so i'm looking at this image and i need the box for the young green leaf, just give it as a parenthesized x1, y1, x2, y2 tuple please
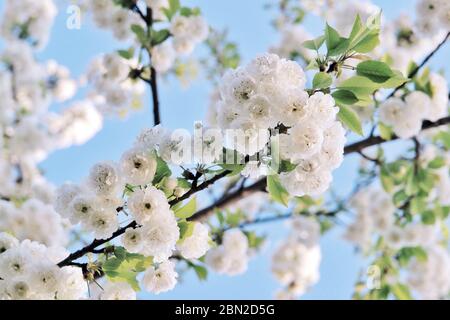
(174, 197, 197, 219)
(356, 60, 394, 83)
(337, 104, 363, 136)
(188, 263, 208, 281)
(325, 23, 341, 52)
(131, 24, 148, 45)
(303, 35, 326, 51)
(178, 220, 196, 243)
(151, 29, 171, 46)
(312, 72, 333, 89)
(332, 90, 359, 105)
(267, 174, 290, 207)
(391, 283, 412, 300)
(117, 47, 135, 60)
(152, 156, 172, 184)
(379, 122, 394, 140)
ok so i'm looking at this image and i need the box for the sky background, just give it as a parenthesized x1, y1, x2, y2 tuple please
(2, 0, 448, 299)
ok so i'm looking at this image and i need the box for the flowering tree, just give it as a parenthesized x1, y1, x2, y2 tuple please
(0, 0, 449, 300)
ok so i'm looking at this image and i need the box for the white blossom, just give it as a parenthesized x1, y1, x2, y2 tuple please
(142, 260, 178, 294)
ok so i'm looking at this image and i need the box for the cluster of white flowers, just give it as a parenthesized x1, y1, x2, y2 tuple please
(85, 53, 145, 117)
(99, 282, 136, 300)
(419, 145, 450, 205)
(0, 199, 67, 247)
(47, 100, 103, 149)
(151, 14, 209, 74)
(176, 222, 211, 260)
(207, 53, 346, 196)
(85, 0, 209, 75)
(0, 40, 100, 167)
(272, 216, 321, 299)
(205, 229, 250, 276)
(345, 188, 397, 250)
(86, 0, 143, 41)
(53, 126, 217, 295)
(416, 0, 450, 35)
(142, 260, 178, 294)
(0, 14, 103, 252)
(406, 244, 450, 300)
(0, 235, 87, 300)
(379, 74, 449, 139)
(0, 0, 57, 49)
(345, 186, 447, 250)
(378, 14, 445, 73)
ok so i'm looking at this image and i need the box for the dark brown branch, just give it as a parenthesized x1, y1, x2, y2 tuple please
(150, 66, 161, 125)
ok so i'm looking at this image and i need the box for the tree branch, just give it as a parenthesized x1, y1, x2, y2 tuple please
(57, 23, 450, 268)
(58, 169, 232, 267)
(150, 66, 161, 125)
(189, 116, 450, 222)
(58, 115, 449, 267)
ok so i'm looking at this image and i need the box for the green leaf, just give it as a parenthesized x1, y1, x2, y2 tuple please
(279, 160, 297, 173)
(397, 247, 428, 267)
(303, 35, 326, 51)
(391, 283, 412, 300)
(338, 74, 407, 95)
(169, 0, 180, 11)
(380, 165, 395, 193)
(151, 29, 171, 46)
(190, 263, 208, 280)
(324, 23, 350, 56)
(337, 104, 363, 136)
(325, 24, 341, 53)
(379, 122, 394, 140)
(428, 156, 446, 169)
(219, 163, 245, 176)
(352, 32, 380, 53)
(338, 76, 378, 96)
(102, 249, 153, 292)
(434, 130, 450, 150)
(152, 156, 172, 184)
(114, 247, 127, 260)
(312, 72, 333, 89)
(421, 210, 436, 225)
(357, 60, 394, 83)
(174, 197, 197, 219)
(245, 231, 266, 249)
(179, 7, 201, 17)
(178, 220, 195, 243)
(381, 71, 408, 88)
(328, 37, 350, 57)
(177, 178, 192, 189)
(162, 0, 181, 20)
(131, 24, 148, 44)
(267, 174, 290, 207)
(347, 12, 382, 53)
(102, 257, 123, 271)
(117, 47, 135, 60)
(225, 209, 245, 227)
(215, 209, 225, 226)
(410, 197, 426, 214)
(332, 89, 359, 105)
(349, 15, 364, 40)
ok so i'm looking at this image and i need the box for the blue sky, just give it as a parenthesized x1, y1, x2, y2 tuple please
(3, 0, 448, 299)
